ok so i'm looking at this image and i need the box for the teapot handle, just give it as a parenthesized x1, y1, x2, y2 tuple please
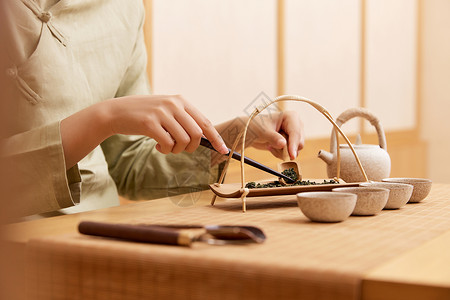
(330, 107, 387, 153)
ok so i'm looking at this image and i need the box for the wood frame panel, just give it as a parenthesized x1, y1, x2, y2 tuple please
(276, 0, 285, 111)
(143, 0, 153, 91)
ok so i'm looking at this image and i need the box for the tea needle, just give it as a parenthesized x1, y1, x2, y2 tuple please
(200, 137, 295, 183)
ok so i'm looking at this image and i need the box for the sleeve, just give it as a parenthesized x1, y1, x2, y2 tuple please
(101, 2, 220, 200)
(2, 121, 81, 217)
(101, 134, 220, 200)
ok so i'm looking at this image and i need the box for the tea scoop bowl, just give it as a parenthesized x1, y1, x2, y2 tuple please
(360, 182, 413, 209)
(277, 133, 302, 185)
(332, 187, 389, 216)
(296, 192, 356, 222)
(382, 178, 432, 203)
(278, 161, 301, 185)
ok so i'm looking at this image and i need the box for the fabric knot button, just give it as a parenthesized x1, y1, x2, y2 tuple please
(39, 11, 52, 22)
(6, 67, 18, 78)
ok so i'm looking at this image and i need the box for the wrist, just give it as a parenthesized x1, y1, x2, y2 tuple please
(91, 100, 115, 140)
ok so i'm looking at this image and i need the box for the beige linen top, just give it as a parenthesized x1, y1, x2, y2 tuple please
(3, 0, 218, 217)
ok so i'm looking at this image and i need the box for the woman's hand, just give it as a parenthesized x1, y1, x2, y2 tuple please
(215, 111, 304, 160)
(105, 95, 228, 155)
(61, 94, 228, 169)
(249, 111, 304, 160)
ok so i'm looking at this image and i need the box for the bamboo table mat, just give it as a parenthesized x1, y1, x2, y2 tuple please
(26, 186, 450, 300)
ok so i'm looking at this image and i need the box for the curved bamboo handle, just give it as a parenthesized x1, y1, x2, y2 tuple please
(330, 107, 387, 152)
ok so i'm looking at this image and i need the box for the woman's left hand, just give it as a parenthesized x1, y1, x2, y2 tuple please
(215, 111, 304, 160)
(246, 111, 304, 160)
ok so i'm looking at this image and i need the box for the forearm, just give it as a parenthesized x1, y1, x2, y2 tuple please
(60, 102, 112, 169)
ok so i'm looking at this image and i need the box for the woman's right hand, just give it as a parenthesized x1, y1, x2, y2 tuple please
(104, 95, 228, 155)
(61, 94, 228, 169)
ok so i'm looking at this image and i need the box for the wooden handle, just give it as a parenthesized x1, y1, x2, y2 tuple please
(78, 221, 193, 246)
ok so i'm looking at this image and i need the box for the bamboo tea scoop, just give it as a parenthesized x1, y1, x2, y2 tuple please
(277, 133, 302, 184)
(200, 137, 295, 183)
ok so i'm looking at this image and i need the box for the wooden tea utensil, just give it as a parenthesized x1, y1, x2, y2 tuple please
(78, 221, 266, 246)
(277, 133, 302, 185)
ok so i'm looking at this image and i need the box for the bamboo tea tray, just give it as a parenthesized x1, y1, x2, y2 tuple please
(209, 179, 359, 198)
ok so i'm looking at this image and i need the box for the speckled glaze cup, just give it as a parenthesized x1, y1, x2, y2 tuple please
(382, 178, 432, 203)
(296, 192, 356, 222)
(360, 182, 413, 209)
(332, 187, 389, 216)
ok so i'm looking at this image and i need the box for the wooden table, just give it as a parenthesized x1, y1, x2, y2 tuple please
(4, 184, 450, 300)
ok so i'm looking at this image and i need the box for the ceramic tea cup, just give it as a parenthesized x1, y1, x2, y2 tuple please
(296, 192, 356, 222)
(332, 187, 389, 216)
(381, 178, 432, 203)
(359, 182, 413, 209)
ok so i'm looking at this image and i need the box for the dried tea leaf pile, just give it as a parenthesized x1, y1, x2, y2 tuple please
(245, 168, 338, 189)
(281, 168, 298, 182)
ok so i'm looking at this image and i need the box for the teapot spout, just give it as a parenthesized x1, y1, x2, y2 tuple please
(318, 150, 334, 165)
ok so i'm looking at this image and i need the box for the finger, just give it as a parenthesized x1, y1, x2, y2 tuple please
(161, 117, 192, 154)
(285, 125, 304, 159)
(287, 134, 301, 159)
(262, 130, 286, 150)
(268, 146, 285, 160)
(277, 111, 304, 159)
(174, 111, 203, 153)
(251, 142, 287, 160)
(184, 103, 228, 154)
(151, 126, 175, 154)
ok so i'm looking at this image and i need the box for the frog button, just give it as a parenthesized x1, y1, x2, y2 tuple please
(6, 66, 18, 79)
(38, 11, 52, 23)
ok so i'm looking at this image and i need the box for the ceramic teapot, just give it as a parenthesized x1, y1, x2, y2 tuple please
(318, 108, 391, 182)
